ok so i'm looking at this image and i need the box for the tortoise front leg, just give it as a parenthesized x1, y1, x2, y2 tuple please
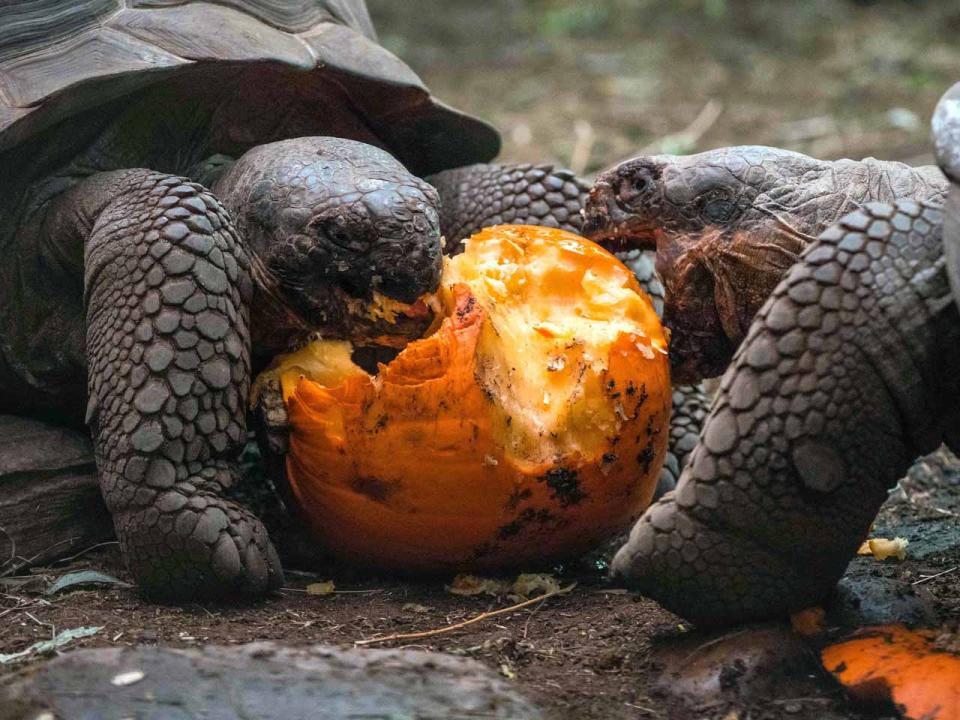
(613, 201, 960, 626)
(70, 169, 282, 599)
(430, 162, 711, 496)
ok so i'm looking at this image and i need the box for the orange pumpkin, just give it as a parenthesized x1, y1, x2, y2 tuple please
(267, 225, 671, 573)
(822, 625, 960, 720)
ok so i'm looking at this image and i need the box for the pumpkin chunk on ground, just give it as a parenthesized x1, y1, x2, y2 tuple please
(821, 624, 960, 720)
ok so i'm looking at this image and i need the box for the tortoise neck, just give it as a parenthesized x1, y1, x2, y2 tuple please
(248, 263, 313, 363)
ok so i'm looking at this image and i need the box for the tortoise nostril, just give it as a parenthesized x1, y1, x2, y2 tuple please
(316, 216, 371, 253)
(368, 234, 442, 303)
(328, 226, 351, 247)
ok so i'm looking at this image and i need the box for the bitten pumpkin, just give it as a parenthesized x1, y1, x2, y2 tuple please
(267, 225, 671, 573)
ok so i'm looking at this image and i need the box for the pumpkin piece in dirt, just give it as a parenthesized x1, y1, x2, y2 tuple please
(266, 224, 671, 573)
(821, 624, 960, 720)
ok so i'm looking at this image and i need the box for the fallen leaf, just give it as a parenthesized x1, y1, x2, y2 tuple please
(111, 670, 145, 686)
(447, 574, 509, 597)
(446, 573, 574, 600)
(511, 573, 561, 598)
(822, 625, 960, 720)
(857, 537, 909, 561)
(0, 626, 102, 664)
(402, 603, 432, 614)
(46, 570, 131, 595)
(305, 581, 335, 595)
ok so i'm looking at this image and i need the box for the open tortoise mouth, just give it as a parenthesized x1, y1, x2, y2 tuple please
(250, 257, 439, 355)
(580, 192, 658, 252)
(286, 284, 439, 350)
(340, 290, 439, 347)
(586, 226, 655, 252)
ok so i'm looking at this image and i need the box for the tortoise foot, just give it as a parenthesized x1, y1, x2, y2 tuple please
(118, 494, 282, 601)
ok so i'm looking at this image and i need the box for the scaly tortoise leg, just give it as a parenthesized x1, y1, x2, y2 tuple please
(429, 162, 711, 496)
(613, 200, 960, 626)
(427, 162, 588, 245)
(69, 169, 283, 599)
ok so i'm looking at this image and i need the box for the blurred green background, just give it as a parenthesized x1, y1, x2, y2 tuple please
(368, 0, 960, 175)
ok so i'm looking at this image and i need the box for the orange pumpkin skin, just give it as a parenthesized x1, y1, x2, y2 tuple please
(278, 225, 671, 574)
(822, 625, 960, 720)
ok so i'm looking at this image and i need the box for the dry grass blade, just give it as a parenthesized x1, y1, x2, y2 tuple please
(355, 583, 576, 646)
(640, 99, 722, 155)
(568, 119, 595, 175)
(912, 566, 958, 586)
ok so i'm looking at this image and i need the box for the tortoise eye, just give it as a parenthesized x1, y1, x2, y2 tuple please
(702, 198, 737, 223)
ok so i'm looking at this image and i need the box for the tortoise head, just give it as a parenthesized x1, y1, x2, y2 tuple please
(215, 137, 442, 356)
(583, 146, 832, 383)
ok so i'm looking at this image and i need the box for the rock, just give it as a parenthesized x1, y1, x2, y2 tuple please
(0, 421, 327, 575)
(651, 625, 817, 708)
(831, 571, 938, 628)
(871, 518, 960, 562)
(0, 643, 542, 720)
(0, 416, 112, 574)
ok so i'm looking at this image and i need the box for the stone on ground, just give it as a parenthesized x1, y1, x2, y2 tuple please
(0, 642, 542, 720)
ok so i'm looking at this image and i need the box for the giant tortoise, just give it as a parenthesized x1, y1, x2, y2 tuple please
(0, 0, 646, 600)
(584, 84, 960, 625)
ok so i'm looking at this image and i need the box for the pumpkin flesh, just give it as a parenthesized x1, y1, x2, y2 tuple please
(271, 225, 671, 573)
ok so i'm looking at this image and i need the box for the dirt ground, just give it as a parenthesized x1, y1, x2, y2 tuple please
(3, 2, 960, 718)
(2, 446, 957, 719)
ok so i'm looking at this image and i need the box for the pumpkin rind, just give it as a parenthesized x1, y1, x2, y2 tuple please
(822, 625, 960, 720)
(279, 225, 672, 573)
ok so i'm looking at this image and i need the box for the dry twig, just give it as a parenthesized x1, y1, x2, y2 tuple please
(355, 584, 575, 646)
(912, 566, 958, 585)
(569, 119, 596, 175)
(641, 99, 722, 155)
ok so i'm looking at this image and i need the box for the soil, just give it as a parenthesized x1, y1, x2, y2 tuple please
(2, 448, 957, 719)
